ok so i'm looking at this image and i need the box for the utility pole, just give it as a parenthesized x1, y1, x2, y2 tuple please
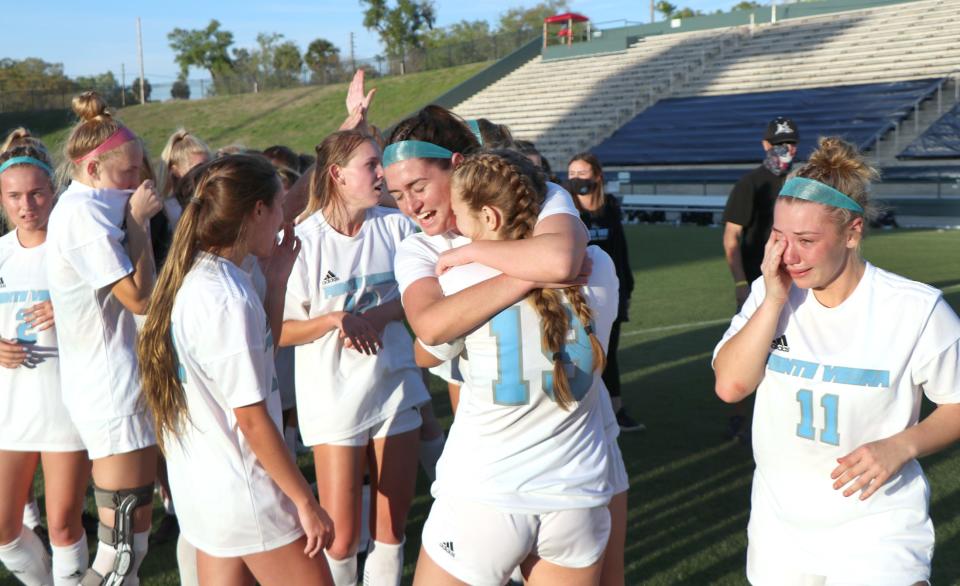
(650, 0, 655, 23)
(350, 32, 356, 71)
(121, 63, 126, 107)
(137, 17, 146, 104)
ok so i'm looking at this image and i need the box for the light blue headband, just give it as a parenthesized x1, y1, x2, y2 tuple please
(382, 140, 454, 169)
(466, 119, 483, 146)
(0, 156, 53, 177)
(779, 177, 864, 214)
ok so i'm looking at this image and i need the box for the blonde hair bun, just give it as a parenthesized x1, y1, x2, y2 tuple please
(71, 91, 111, 123)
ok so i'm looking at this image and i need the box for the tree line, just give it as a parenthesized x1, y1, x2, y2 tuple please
(2, 0, 781, 111)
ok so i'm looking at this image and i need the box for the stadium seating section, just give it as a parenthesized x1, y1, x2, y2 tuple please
(453, 0, 960, 166)
(899, 103, 960, 159)
(592, 79, 944, 165)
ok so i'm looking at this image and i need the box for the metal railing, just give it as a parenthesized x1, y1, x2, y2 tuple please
(878, 71, 959, 160)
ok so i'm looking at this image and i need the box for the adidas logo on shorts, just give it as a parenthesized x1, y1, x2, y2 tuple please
(0, 277, 5, 288)
(440, 541, 455, 558)
(322, 271, 339, 285)
(771, 335, 790, 352)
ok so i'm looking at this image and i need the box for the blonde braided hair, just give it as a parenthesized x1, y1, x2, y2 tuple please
(452, 150, 605, 409)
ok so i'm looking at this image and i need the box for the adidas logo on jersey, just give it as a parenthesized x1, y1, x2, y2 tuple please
(0, 277, 5, 288)
(771, 335, 790, 352)
(322, 271, 339, 285)
(440, 541, 455, 558)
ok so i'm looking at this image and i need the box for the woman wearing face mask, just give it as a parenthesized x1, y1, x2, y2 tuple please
(713, 137, 960, 586)
(566, 153, 639, 434)
(45, 91, 162, 585)
(721, 117, 799, 443)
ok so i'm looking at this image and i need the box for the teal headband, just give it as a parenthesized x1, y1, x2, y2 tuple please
(382, 140, 454, 169)
(779, 177, 864, 214)
(466, 119, 483, 146)
(0, 156, 53, 177)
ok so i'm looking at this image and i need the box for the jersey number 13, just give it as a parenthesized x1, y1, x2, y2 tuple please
(488, 305, 595, 406)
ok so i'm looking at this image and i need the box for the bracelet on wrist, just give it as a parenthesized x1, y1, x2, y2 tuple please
(735, 280, 748, 287)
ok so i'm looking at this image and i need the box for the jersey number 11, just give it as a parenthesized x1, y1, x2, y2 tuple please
(796, 389, 840, 446)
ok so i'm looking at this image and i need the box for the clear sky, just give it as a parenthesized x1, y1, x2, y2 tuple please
(2, 1, 745, 81)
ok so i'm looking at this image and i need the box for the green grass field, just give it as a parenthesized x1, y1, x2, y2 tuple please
(0, 62, 490, 160)
(2, 224, 959, 586)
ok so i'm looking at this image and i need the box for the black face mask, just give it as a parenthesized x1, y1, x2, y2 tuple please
(565, 178, 596, 196)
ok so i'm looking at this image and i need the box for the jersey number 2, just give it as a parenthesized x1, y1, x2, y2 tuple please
(796, 389, 839, 445)
(489, 305, 595, 406)
(15, 309, 37, 344)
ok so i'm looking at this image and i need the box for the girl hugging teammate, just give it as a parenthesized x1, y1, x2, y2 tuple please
(279, 130, 429, 586)
(383, 106, 629, 586)
(714, 137, 960, 585)
(413, 150, 621, 586)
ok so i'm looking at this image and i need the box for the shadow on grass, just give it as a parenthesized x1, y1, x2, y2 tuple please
(615, 323, 755, 583)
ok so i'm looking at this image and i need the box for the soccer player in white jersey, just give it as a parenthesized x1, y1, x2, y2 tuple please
(137, 154, 334, 585)
(279, 130, 429, 586)
(0, 139, 90, 585)
(410, 151, 619, 585)
(384, 107, 629, 586)
(44, 92, 163, 585)
(714, 137, 960, 586)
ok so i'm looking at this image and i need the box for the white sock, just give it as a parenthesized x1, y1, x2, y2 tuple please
(120, 531, 149, 586)
(90, 540, 117, 579)
(418, 435, 445, 483)
(284, 426, 299, 459)
(323, 551, 357, 586)
(0, 526, 52, 585)
(362, 539, 403, 586)
(22, 501, 42, 530)
(175, 535, 199, 586)
(358, 483, 371, 554)
(51, 535, 87, 586)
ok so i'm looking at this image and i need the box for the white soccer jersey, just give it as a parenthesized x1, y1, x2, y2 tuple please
(166, 252, 302, 557)
(423, 246, 620, 513)
(394, 182, 582, 296)
(0, 232, 83, 451)
(713, 262, 960, 584)
(45, 181, 144, 424)
(284, 206, 430, 445)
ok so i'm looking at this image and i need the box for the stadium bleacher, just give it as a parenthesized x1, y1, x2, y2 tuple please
(453, 0, 960, 167)
(899, 102, 960, 159)
(591, 79, 945, 165)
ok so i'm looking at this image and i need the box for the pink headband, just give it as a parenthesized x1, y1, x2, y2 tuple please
(73, 127, 137, 165)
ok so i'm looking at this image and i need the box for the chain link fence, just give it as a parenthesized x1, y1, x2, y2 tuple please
(1, 29, 538, 113)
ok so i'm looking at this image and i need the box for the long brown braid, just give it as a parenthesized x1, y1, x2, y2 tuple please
(452, 150, 605, 410)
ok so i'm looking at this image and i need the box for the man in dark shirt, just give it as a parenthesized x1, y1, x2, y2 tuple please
(722, 117, 799, 308)
(721, 117, 798, 443)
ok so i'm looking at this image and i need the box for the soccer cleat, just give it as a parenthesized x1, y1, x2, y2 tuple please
(616, 408, 645, 432)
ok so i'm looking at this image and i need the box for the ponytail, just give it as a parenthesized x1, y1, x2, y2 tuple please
(137, 154, 281, 452)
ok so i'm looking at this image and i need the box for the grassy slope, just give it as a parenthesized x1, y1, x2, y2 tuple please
(2, 62, 489, 160)
(5, 225, 958, 586)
